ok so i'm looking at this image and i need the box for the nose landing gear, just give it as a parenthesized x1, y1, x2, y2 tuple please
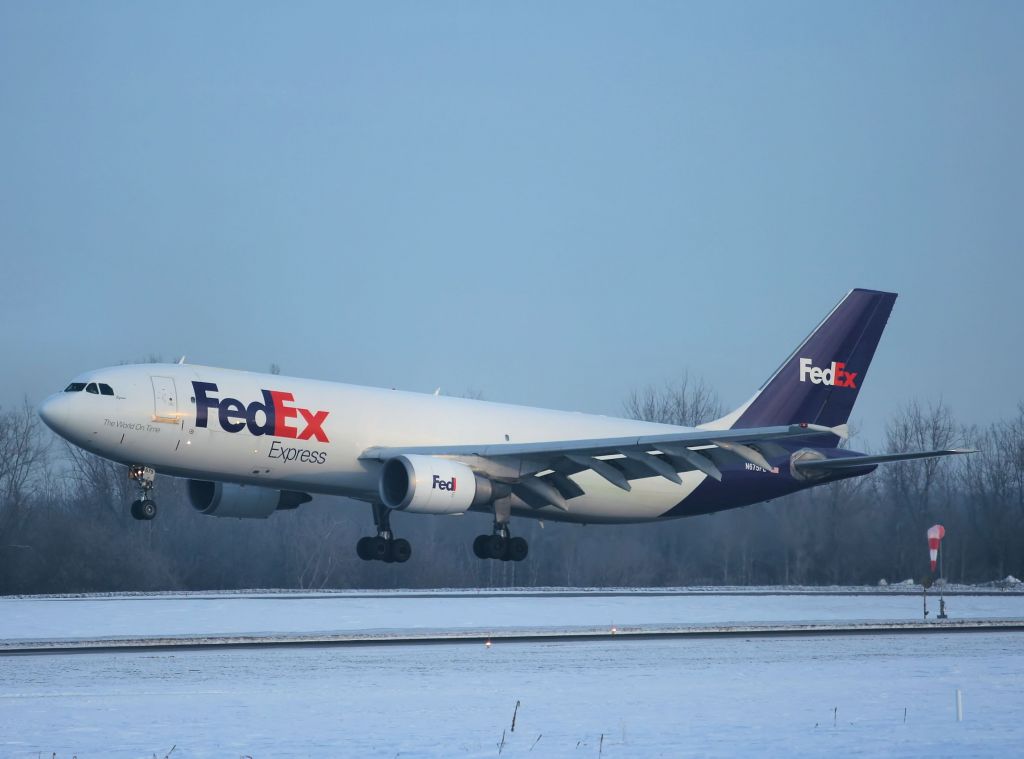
(128, 465, 157, 521)
(355, 504, 411, 563)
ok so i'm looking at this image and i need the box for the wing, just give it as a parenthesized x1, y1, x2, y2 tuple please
(792, 448, 976, 474)
(360, 423, 840, 511)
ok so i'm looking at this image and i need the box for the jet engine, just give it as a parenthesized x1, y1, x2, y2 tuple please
(378, 454, 494, 514)
(188, 480, 312, 518)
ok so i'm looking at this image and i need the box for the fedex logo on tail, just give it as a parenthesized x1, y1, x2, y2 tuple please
(192, 382, 330, 442)
(798, 358, 858, 388)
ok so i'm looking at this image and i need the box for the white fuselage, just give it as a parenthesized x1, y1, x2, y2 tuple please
(39, 364, 710, 523)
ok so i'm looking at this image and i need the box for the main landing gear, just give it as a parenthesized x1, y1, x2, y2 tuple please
(356, 504, 411, 563)
(473, 498, 528, 562)
(128, 465, 157, 521)
(472, 527, 528, 562)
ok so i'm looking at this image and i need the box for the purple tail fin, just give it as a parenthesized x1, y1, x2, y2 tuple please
(723, 289, 897, 430)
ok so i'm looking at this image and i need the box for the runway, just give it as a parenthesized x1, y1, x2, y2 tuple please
(21, 584, 1024, 599)
(4, 617, 1024, 656)
(3, 587, 1021, 643)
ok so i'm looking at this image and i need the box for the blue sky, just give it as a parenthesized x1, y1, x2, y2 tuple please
(1, 2, 1020, 445)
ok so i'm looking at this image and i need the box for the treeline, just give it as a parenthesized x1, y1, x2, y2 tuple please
(0, 390, 1021, 593)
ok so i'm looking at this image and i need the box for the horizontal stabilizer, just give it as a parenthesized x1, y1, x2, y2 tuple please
(794, 448, 977, 473)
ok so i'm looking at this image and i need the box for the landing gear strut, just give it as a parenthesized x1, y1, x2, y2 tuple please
(473, 498, 528, 561)
(128, 465, 157, 521)
(356, 503, 411, 563)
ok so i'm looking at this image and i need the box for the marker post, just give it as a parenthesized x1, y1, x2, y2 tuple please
(937, 541, 948, 620)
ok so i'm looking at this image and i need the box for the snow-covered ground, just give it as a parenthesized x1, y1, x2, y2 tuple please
(2, 590, 1022, 757)
(1, 631, 1022, 757)
(1, 589, 1021, 641)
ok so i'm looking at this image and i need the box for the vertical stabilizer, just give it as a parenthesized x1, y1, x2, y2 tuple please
(703, 289, 897, 431)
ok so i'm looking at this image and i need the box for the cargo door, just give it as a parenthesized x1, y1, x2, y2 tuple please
(151, 376, 179, 423)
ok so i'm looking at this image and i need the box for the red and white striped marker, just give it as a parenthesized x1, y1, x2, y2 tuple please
(928, 524, 946, 572)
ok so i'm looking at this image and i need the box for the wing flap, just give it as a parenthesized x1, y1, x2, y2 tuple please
(620, 449, 683, 484)
(659, 444, 723, 481)
(565, 454, 631, 491)
(512, 477, 569, 511)
(540, 471, 586, 500)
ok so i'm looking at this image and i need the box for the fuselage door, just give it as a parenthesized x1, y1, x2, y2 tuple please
(151, 376, 179, 423)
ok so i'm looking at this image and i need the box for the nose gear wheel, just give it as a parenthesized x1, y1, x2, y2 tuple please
(128, 465, 158, 521)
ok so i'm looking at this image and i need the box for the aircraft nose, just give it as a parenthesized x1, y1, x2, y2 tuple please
(37, 394, 70, 435)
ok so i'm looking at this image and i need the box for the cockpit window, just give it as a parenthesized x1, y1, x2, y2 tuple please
(64, 382, 86, 392)
(99, 383, 114, 396)
(86, 383, 99, 394)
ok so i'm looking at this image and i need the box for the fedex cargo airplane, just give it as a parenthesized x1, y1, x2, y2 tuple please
(38, 289, 971, 564)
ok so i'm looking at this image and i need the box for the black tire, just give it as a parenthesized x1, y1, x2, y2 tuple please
(472, 535, 490, 559)
(391, 538, 411, 563)
(508, 537, 528, 562)
(130, 500, 144, 520)
(486, 535, 508, 560)
(356, 536, 374, 560)
(371, 536, 390, 561)
(139, 499, 157, 520)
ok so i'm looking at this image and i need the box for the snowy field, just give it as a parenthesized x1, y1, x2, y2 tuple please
(2, 589, 1023, 642)
(1, 632, 1022, 757)
(1, 590, 1023, 757)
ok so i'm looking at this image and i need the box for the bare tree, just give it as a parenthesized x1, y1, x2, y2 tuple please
(0, 402, 50, 533)
(623, 371, 724, 427)
(1003, 402, 1024, 518)
(880, 400, 960, 510)
(295, 517, 341, 589)
(958, 403, 1024, 579)
(64, 444, 132, 515)
(876, 400, 961, 578)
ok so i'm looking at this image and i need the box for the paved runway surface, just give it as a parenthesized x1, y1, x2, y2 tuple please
(3, 588, 1022, 643)
(4, 618, 1024, 655)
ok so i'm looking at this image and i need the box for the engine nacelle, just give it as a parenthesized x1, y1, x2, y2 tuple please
(188, 480, 312, 519)
(378, 454, 493, 514)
